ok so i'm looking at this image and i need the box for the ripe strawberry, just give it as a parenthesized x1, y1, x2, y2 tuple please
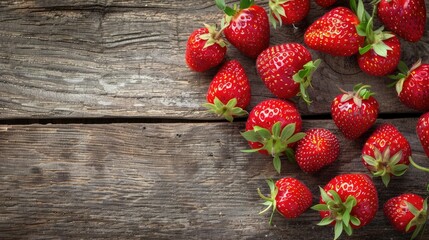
(257, 178, 313, 224)
(304, 1, 366, 56)
(185, 24, 226, 72)
(331, 84, 379, 139)
(241, 99, 305, 173)
(384, 193, 428, 239)
(417, 112, 429, 158)
(268, 0, 310, 28)
(295, 128, 340, 173)
(390, 59, 429, 112)
(358, 25, 401, 76)
(361, 123, 411, 187)
(312, 173, 378, 240)
(376, 0, 426, 42)
(315, 0, 337, 8)
(203, 60, 251, 122)
(256, 43, 320, 104)
(409, 112, 429, 173)
(216, 0, 269, 58)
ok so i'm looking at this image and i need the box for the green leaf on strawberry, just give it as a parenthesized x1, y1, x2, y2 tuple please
(241, 122, 305, 173)
(292, 59, 321, 105)
(203, 97, 248, 122)
(312, 187, 359, 240)
(362, 146, 409, 187)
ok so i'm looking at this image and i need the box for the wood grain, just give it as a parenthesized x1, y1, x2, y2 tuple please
(0, 1, 428, 120)
(1, 119, 428, 239)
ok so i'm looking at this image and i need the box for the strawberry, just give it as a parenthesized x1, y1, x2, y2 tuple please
(315, 0, 337, 8)
(185, 24, 226, 72)
(203, 60, 251, 122)
(390, 59, 429, 112)
(361, 123, 411, 187)
(241, 99, 305, 173)
(409, 112, 429, 174)
(358, 33, 401, 76)
(257, 178, 313, 224)
(312, 173, 378, 240)
(295, 128, 340, 174)
(216, 0, 270, 58)
(376, 0, 426, 42)
(384, 193, 428, 239)
(303, 0, 366, 56)
(417, 112, 429, 158)
(268, 0, 310, 28)
(256, 43, 321, 104)
(331, 84, 379, 139)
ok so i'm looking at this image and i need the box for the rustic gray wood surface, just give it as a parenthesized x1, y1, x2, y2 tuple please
(0, 0, 428, 119)
(0, 0, 428, 239)
(0, 120, 428, 239)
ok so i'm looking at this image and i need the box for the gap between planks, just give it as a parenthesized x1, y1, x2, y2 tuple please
(0, 112, 423, 125)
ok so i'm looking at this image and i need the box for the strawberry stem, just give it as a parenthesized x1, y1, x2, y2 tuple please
(409, 157, 429, 172)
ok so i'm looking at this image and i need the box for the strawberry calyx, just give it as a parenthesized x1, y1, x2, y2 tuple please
(357, 2, 395, 57)
(389, 59, 422, 95)
(362, 146, 408, 187)
(268, 0, 289, 29)
(312, 187, 360, 240)
(405, 198, 428, 239)
(358, 23, 395, 57)
(257, 179, 279, 225)
(292, 59, 321, 105)
(241, 122, 306, 173)
(215, 0, 254, 25)
(199, 23, 227, 48)
(351, 0, 371, 37)
(339, 83, 375, 108)
(203, 97, 248, 122)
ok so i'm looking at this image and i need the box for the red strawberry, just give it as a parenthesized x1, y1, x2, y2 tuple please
(358, 30, 401, 76)
(331, 84, 379, 139)
(409, 112, 429, 173)
(216, 0, 270, 58)
(304, 1, 365, 56)
(391, 59, 429, 112)
(203, 60, 251, 122)
(241, 99, 305, 173)
(295, 128, 340, 173)
(312, 173, 378, 240)
(315, 0, 337, 8)
(377, 0, 426, 42)
(258, 177, 313, 224)
(361, 123, 411, 186)
(268, 0, 310, 28)
(384, 193, 428, 239)
(256, 43, 321, 104)
(417, 112, 429, 158)
(185, 24, 226, 72)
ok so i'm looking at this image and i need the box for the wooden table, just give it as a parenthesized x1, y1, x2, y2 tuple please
(1, 1, 428, 239)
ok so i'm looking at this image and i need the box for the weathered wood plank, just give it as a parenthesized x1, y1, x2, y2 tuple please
(0, 1, 428, 119)
(0, 119, 428, 239)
